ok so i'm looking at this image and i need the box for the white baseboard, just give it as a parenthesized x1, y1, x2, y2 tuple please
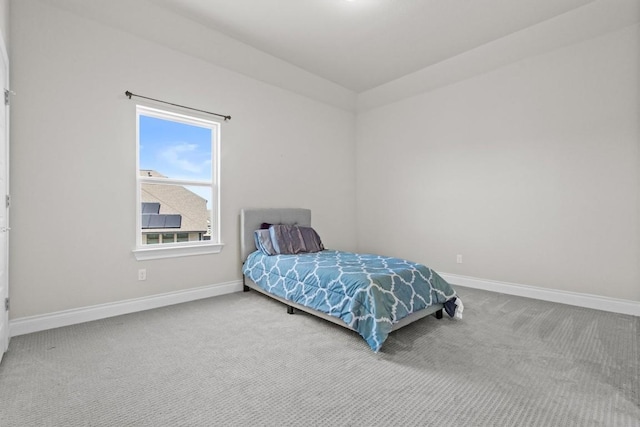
(10, 280, 243, 337)
(440, 273, 640, 317)
(10, 275, 638, 338)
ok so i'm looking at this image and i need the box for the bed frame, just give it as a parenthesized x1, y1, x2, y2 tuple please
(240, 208, 443, 334)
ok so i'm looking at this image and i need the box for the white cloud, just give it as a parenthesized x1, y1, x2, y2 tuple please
(159, 142, 209, 175)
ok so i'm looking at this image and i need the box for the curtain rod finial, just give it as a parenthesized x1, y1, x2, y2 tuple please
(125, 90, 132, 99)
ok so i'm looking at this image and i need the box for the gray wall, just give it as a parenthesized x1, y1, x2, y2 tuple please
(9, 1, 357, 318)
(356, 24, 640, 301)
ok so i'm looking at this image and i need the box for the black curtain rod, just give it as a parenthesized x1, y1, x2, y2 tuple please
(125, 90, 231, 121)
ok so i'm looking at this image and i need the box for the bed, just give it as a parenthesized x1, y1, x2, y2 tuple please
(240, 208, 461, 352)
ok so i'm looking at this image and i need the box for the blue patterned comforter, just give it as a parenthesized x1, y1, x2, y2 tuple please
(242, 250, 457, 352)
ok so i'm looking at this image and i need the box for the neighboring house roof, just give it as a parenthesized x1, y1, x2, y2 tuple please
(140, 170, 208, 233)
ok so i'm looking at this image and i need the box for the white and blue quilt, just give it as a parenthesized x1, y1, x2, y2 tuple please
(242, 250, 457, 352)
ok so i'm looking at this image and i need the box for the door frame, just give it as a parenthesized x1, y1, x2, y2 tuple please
(0, 27, 10, 363)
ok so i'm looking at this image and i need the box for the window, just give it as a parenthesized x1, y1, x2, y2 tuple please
(146, 233, 159, 245)
(133, 105, 222, 260)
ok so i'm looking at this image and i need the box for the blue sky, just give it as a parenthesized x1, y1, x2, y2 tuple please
(139, 115, 212, 182)
(139, 115, 214, 207)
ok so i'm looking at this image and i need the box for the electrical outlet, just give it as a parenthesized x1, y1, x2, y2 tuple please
(456, 254, 463, 264)
(138, 269, 147, 281)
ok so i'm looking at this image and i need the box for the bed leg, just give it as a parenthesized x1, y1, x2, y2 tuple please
(287, 305, 294, 315)
(242, 276, 250, 292)
(435, 309, 443, 319)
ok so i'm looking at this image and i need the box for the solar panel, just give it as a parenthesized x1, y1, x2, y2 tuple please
(148, 214, 166, 228)
(164, 215, 182, 228)
(141, 202, 160, 214)
(141, 213, 182, 229)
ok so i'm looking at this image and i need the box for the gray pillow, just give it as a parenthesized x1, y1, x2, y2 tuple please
(298, 226, 324, 253)
(269, 224, 307, 254)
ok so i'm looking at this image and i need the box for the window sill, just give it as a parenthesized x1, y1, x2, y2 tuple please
(133, 242, 224, 261)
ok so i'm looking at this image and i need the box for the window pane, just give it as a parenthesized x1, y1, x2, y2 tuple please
(140, 183, 211, 244)
(139, 115, 212, 182)
(146, 233, 159, 245)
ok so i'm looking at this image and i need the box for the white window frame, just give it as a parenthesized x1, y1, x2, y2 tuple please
(133, 105, 223, 261)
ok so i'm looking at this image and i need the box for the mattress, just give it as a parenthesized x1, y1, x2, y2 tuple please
(242, 249, 457, 351)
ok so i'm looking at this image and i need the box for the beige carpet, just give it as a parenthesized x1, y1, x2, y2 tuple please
(0, 286, 638, 426)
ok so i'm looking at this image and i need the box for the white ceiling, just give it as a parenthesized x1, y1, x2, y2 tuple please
(148, 0, 594, 92)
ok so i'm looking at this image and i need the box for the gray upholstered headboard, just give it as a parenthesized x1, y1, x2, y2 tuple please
(240, 208, 311, 262)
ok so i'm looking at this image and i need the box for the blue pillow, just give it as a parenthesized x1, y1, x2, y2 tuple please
(254, 229, 277, 255)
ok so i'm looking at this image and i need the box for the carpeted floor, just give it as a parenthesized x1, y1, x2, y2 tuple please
(0, 286, 638, 426)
